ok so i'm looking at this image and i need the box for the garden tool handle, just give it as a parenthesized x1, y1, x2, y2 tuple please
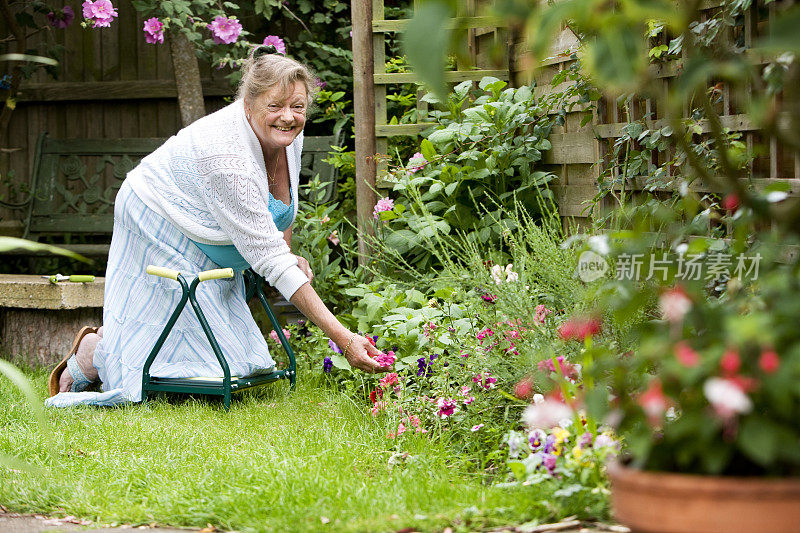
(197, 268, 234, 282)
(67, 275, 95, 283)
(146, 265, 180, 280)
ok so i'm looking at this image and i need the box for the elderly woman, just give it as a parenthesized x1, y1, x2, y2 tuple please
(46, 48, 383, 407)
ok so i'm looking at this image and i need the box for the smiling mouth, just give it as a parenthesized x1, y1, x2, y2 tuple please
(274, 126, 293, 132)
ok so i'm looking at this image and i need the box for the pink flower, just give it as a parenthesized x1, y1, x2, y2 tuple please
(407, 152, 427, 173)
(379, 372, 399, 388)
(320, 215, 330, 223)
(423, 321, 437, 339)
(374, 351, 396, 367)
(704, 377, 753, 419)
(537, 356, 578, 380)
(436, 397, 458, 418)
(396, 422, 406, 437)
(476, 327, 494, 342)
(722, 193, 740, 212)
(208, 16, 242, 44)
(471, 424, 484, 432)
(370, 400, 388, 416)
(674, 341, 700, 367)
(534, 304, 552, 324)
(262, 35, 287, 54)
(522, 398, 574, 430)
(142, 17, 164, 44)
(47, 6, 75, 29)
(372, 197, 394, 219)
(328, 230, 340, 246)
(660, 286, 692, 323)
(472, 372, 497, 390)
(269, 328, 291, 342)
(514, 378, 533, 399)
(759, 349, 780, 374)
(407, 415, 421, 428)
(638, 380, 668, 425)
(82, 0, 118, 28)
(719, 348, 741, 375)
(558, 316, 602, 341)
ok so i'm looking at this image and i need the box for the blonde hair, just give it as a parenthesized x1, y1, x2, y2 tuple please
(237, 49, 318, 109)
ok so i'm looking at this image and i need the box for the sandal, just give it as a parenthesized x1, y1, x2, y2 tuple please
(48, 326, 99, 397)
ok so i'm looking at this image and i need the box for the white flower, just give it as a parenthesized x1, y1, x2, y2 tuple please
(703, 377, 753, 418)
(505, 264, 519, 282)
(491, 264, 505, 285)
(659, 287, 692, 323)
(588, 235, 610, 256)
(532, 393, 545, 404)
(522, 398, 574, 430)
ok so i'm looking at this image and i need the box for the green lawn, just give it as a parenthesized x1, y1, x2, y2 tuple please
(0, 369, 582, 532)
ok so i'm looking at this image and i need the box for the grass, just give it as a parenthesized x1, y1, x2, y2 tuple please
(0, 369, 583, 533)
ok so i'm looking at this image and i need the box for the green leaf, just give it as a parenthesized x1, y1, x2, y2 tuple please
(420, 139, 437, 161)
(738, 417, 780, 466)
(508, 460, 526, 481)
(402, 2, 452, 101)
(330, 354, 352, 371)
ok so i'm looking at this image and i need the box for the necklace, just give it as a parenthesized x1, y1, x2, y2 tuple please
(267, 153, 280, 186)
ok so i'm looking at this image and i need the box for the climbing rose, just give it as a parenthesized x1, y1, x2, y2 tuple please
(372, 197, 394, 219)
(82, 0, 118, 28)
(47, 6, 75, 29)
(208, 16, 242, 44)
(262, 35, 286, 55)
(142, 17, 164, 44)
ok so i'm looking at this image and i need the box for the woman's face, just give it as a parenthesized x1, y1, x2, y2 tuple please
(247, 81, 307, 152)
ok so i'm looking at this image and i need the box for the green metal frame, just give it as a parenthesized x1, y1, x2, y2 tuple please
(141, 269, 296, 410)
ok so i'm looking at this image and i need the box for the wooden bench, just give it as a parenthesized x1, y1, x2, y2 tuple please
(7, 132, 339, 257)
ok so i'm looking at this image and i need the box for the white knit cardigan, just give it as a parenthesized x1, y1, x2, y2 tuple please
(127, 99, 308, 301)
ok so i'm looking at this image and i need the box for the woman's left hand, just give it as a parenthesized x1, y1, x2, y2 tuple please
(295, 255, 313, 282)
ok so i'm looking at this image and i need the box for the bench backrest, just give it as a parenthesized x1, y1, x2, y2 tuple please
(25, 133, 338, 239)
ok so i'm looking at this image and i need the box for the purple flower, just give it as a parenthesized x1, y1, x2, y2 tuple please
(315, 77, 327, 89)
(528, 429, 547, 450)
(328, 339, 342, 354)
(82, 0, 118, 28)
(323, 356, 333, 373)
(579, 432, 593, 449)
(262, 35, 287, 55)
(416, 357, 432, 377)
(209, 16, 242, 44)
(543, 434, 557, 454)
(47, 6, 75, 29)
(436, 397, 458, 418)
(142, 17, 164, 44)
(542, 453, 557, 473)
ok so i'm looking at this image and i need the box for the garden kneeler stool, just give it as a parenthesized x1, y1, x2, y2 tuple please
(141, 266, 296, 410)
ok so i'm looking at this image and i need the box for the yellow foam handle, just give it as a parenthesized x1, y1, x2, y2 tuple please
(146, 265, 180, 280)
(197, 268, 234, 282)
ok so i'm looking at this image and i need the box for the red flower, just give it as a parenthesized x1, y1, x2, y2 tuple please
(759, 349, 780, 374)
(514, 377, 534, 399)
(674, 341, 700, 367)
(369, 388, 384, 405)
(638, 379, 668, 425)
(558, 317, 602, 341)
(719, 348, 741, 375)
(722, 193, 740, 211)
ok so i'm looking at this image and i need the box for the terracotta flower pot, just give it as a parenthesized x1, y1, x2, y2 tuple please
(607, 461, 800, 533)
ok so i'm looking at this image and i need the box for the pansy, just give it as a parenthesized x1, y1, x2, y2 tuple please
(528, 429, 547, 450)
(208, 16, 242, 44)
(262, 35, 287, 55)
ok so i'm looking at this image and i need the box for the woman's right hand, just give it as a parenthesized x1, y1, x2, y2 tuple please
(344, 334, 388, 373)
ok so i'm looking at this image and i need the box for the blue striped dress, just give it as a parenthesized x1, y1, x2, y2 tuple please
(45, 181, 292, 407)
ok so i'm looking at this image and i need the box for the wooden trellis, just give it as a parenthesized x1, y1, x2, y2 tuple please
(351, 0, 509, 260)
